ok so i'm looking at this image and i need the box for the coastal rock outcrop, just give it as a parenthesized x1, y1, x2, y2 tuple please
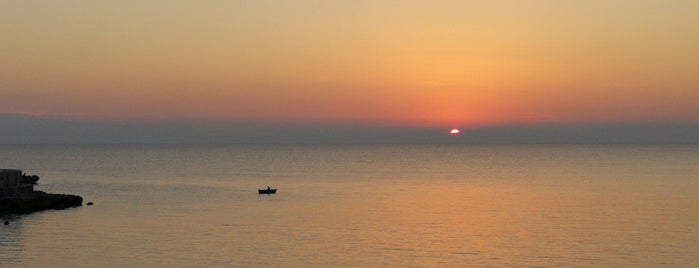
(0, 191, 83, 214)
(1, 169, 83, 215)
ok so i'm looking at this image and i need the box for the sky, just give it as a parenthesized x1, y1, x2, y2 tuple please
(1, 1, 698, 143)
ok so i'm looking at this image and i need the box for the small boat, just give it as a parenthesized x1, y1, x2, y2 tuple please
(258, 187, 277, 194)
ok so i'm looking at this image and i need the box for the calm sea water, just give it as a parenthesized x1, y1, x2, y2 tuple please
(0, 144, 697, 267)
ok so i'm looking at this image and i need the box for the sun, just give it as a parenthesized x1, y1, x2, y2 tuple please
(450, 128, 460, 135)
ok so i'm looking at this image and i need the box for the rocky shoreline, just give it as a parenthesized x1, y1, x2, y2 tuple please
(0, 191, 83, 215)
(2, 170, 83, 216)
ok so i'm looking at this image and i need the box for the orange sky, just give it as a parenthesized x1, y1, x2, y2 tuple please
(1, 1, 698, 128)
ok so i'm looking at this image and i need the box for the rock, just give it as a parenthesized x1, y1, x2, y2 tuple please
(0, 191, 83, 214)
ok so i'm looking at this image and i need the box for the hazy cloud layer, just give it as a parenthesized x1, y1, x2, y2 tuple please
(1, 115, 697, 144)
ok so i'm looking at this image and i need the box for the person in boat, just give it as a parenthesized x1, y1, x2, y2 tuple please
(267, 186, 271, 190)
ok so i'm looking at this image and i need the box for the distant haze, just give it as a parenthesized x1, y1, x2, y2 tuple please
(1, 115, 697, 144)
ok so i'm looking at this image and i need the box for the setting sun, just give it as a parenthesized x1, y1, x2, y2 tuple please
(1, 1, 698, 267)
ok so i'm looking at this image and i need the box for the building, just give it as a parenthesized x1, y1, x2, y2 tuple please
(0, 169, 34, 195)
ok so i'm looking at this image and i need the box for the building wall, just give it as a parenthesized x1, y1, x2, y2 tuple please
(0, 169, 31, 194)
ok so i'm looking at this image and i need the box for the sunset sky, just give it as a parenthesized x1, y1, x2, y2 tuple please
(1, 1, 698, 133)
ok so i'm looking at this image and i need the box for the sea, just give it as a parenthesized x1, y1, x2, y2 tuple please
(0, 144, 697, 267)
